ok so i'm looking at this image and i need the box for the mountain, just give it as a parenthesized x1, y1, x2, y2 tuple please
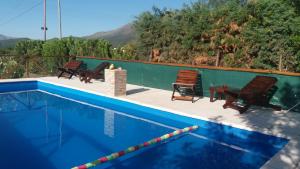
(0, 34, 13, 41)
(0, 38, 29, 49)
(84, 23, 136, 46)
(0, 34, 29, 48)
(0, 23, 137, 48)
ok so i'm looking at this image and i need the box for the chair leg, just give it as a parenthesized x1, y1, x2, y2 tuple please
(68, 72, 74, 79)
(85, 76, 92, 83)
(58, 71, 64, 78)
(79, 72, 88, 82)
(223, 95, 250, 113)
(79, 76, 83, 81)
(223, 95, 236, 109)
(79, 73, 85, 82)
(171, 86, 176, 101)
(267, 104, 282, 111)
(192, 86, 195, 103)
(239, 104, 250, 114)
(209, 87, 215, 102)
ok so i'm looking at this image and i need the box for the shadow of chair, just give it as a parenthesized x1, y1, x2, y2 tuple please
(126, 88, 150, 95)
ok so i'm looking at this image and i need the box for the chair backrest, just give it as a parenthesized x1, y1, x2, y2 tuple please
(64, 61, 82, 70)
(241, 76, 277, 96)
(175, 70, 198, 85)
(93, 62, 110, 73)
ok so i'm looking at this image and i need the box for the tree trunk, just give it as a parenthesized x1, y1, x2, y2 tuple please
(149, 47, 153, 62)
(278, 55, 282, 71)
(216, 49, 221, 67)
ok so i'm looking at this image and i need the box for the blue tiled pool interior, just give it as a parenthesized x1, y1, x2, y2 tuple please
(0, 81, 289, 169)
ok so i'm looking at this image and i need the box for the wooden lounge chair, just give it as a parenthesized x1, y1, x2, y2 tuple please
(171, 70, 198, 103)
(223, 76, 281, 113)
(57, 60, 82, 79)
(79, 62, 110, 83)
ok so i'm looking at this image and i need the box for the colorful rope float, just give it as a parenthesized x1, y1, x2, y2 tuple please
(72, 125, 199, 169)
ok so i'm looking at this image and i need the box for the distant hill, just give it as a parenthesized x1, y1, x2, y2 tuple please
(84, 23, 136, 47)
(0, 23, 137, 48)
(0, 38, 29, 49)
(0, 34, 13, 41)
(0, 34, 29, 48)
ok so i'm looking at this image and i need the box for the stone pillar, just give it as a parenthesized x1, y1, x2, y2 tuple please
(105, 69, 127, 96)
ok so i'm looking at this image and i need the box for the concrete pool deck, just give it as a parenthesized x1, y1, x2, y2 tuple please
(1, 77, 300, 169)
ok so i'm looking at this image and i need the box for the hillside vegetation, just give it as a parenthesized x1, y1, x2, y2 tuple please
(0, 38, 113, 78)
(0, 38, 29, 49)
(85, 24, 136, 47)
(133, 0, 300, 72)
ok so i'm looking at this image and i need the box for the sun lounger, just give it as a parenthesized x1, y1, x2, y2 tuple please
(79, 62, 110, 83)
(223, 75, 281, 113)
(57, 60, 82, 79)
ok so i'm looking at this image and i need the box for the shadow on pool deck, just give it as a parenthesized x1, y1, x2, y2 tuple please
(126, 88, 150, 95)
(236, 82, 300, 169)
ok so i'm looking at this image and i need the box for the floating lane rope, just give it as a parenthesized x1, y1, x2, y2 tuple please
(72, 125, 199, 169)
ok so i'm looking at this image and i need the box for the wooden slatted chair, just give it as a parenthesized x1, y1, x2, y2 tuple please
(171, 70, 198, 103)
(79, 62, 110, 83)
(223, 76, 281, 113)
(57, 60, 82, 79)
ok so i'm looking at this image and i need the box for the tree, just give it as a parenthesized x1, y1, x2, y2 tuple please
(42, 39, 68, 74)
(14, 40, 43, 77)
(133, 0, 300, 72)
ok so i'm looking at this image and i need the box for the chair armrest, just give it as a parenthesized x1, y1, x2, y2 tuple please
(172, 83, 195, 87)
(224, 89, 240, 98)
(58, 67, 66, 71)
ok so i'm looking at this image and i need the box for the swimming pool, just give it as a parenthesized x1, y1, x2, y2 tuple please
(0, 81, 288, 169)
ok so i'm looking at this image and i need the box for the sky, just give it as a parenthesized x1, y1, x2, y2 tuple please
(0, 0, 196, 40)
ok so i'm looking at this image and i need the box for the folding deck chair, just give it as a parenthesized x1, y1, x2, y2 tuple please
(171, 70, 198, 103)
(57, 60, 82, 79)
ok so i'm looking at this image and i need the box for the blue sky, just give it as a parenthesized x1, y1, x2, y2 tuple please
(0, 0, 196, 39)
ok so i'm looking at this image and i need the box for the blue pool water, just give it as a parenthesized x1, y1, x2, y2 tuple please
(0, 81, 289, 169)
